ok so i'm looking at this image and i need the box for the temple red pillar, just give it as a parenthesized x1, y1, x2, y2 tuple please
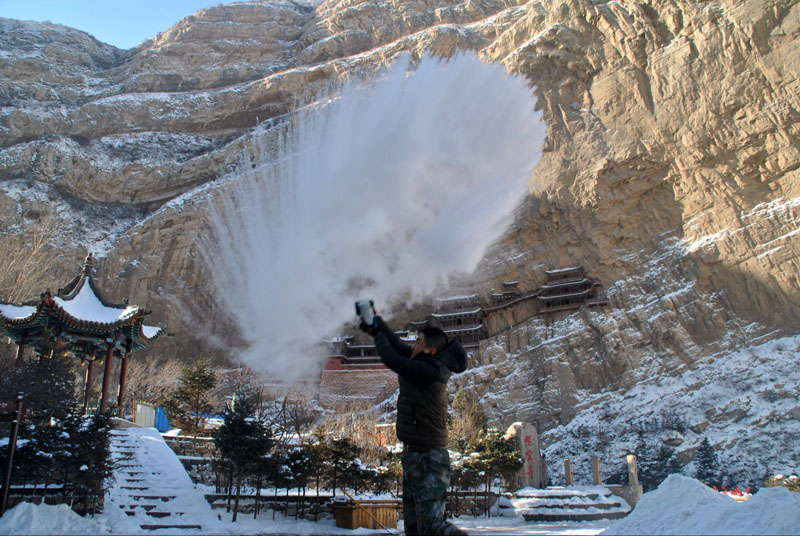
(117, 352, 129, 417)
(83, 359, 95, 414)
(99, 345, 114, 414)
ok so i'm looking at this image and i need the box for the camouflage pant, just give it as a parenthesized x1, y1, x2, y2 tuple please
(402, 447, 463, 536)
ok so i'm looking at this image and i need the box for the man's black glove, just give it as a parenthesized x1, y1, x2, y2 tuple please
(359, 315, 385, 336)
(358, 319, 378, 336)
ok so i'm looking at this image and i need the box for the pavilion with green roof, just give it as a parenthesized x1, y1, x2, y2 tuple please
(0, 255, 163, 414)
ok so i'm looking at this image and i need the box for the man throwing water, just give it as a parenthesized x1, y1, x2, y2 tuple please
(359, 302, 468, 536)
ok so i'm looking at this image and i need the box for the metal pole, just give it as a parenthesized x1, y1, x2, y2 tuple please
(1, 394, 24, 517)
(99, 345, 114, 414)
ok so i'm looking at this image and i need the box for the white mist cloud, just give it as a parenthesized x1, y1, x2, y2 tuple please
(201, 53, 545, 377)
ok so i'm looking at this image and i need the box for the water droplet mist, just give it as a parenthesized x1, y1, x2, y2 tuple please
(202, 54, 545, 378)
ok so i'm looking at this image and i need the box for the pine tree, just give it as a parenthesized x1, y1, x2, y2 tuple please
(213, 394, 273, 522)
(650, 445, 683, 488)
(161, 359, 217, 437)
(286, 447, 310, 519)
(694, 437, 720, 487)
(634, 430, 658, 490)
(70, 413, 114, 514)
(303, 428, 327, 498)
(475, 428, 523, 492)
(323, 436, 361, 496)
(0, 354, 111, 514)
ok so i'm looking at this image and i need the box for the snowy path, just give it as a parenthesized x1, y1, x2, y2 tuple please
(106, 427, 214, 532)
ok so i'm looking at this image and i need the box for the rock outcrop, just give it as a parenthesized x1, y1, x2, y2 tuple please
(1, 0, 798, 474)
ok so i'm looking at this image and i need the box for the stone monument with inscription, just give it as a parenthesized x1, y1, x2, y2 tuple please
(504, 422, 547, 489)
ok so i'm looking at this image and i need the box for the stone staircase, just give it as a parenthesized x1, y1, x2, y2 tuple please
(107, 427, 211, 531)
(501, 486, 631, 522)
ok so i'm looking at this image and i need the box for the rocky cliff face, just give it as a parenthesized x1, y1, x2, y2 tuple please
(1, 0, 799, 476)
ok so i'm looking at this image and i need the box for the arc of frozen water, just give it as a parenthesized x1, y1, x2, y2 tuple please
(201, 53, 545, 377)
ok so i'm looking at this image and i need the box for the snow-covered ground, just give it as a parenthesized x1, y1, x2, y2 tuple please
(2, 430, 799, 536)
(0, 427, 615, 535)
(0, 499, 614, 535)
(3, 474, 800, 535)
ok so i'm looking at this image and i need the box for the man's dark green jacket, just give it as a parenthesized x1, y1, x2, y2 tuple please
(372, 317, 468, 449)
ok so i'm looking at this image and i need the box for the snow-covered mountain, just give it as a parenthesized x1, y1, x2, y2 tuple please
(1, 0, 798, 483)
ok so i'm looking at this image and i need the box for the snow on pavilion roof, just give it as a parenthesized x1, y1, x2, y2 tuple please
(0, 304, 37, 320)
(54, 280, 140, 324)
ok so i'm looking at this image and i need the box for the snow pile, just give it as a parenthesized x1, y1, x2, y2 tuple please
(603, 475, 800, 535)
(0, 502, 109, 535)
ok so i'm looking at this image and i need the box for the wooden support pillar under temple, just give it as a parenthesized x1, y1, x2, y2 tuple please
(117, 352, 129, 417)
(14, 341, 25, 365)
(99, 345, 114, 414)
(83, 359, 95, 415)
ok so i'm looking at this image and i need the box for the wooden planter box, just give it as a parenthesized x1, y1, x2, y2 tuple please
(334, 499, 401, 530)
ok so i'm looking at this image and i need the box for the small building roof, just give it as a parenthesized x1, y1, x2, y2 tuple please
(436, 294, 479, 302)
(443, 325, 483, 333)
(545, 266, 583, 275)
(431, 308, 482, 318)
(537, 288, 595, 301)
(539, 278, 592, 290)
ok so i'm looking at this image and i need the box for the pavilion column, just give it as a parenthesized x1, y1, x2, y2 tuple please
(83, 359, 95, 415)
(117, 352, 130, 417)
(99, 345, 114, 414)
(14, 341, 25, 365)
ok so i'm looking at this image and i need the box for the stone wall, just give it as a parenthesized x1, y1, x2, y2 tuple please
(164, 436, 219, 487)
(318, 369, 398, 409)
(207, 494, 335, 522)
(164, 435, 217, 458)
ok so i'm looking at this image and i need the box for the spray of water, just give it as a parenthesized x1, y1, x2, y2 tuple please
(202, 53, 545, 377)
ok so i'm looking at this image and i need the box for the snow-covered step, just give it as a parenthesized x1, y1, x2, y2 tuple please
(119, 504, 160, 511)
(140, 523, 202, 530)
(105, 427, 219, 532)
(125, 510, 185, 518)
(130, 495, 177, 501)
(506, 486, 631, 522)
